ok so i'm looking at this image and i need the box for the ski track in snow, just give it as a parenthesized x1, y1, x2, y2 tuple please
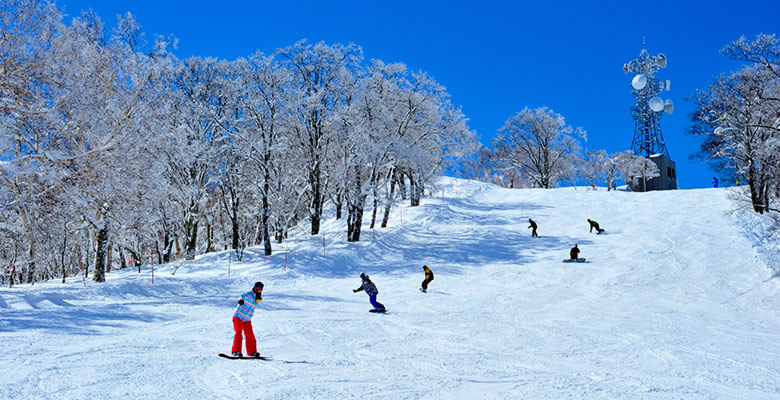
(1, 178, 778, 399)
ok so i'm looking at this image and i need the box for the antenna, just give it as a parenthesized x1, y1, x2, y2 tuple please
(623, 42, 672, 158)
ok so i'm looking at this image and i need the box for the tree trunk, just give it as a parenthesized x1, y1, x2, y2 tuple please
(347, 202, 364, 242)
(309, 164, 323, 235)
(399, 173, 407, 200)
(60, 227, 68, 283)
(381, 168, 398, 228)
(346, 163, 365, 242)
(748, 161, 764, 214)
(162, 230, 172, 263)
(184, 213, 198, 260)
(119, 244, 127, 270)
(370, 191, 378, 230)
(262, 181, 272, 256)
(335, 195, 343, 220)
(106, 239, 113, 274)
(94, 224, 108, 282)
(409, 173, 421, 207)
(26, 240, 36, 284)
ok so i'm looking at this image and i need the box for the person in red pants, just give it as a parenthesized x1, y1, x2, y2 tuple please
(231, 281, 263, 358)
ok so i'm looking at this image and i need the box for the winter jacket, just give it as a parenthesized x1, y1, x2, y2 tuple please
(570, 246, 580, 260)
(423, 267, 434, 281)
(234, 290, 262, 322)
(355, 278, 378, 296)
(528, 220, 537, 229)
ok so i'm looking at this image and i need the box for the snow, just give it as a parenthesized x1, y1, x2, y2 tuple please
(1, 177, 778, 399)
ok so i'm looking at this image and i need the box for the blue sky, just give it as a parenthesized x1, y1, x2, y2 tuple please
(56, 0, 779, 188)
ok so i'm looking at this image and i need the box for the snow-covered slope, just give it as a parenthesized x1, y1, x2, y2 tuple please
(1, 178, 778, 399)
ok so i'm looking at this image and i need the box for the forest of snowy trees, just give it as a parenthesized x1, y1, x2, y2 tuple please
(2, 1, 776, 286)
(0, 1, 478, 285)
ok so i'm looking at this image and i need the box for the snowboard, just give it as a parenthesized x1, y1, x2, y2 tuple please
(562, 258, 587, 263)
(218, 353, 273, 360)
(369, 309, 387, 313)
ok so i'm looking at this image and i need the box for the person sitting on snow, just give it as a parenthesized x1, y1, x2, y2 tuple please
(570, 244, 581, 260)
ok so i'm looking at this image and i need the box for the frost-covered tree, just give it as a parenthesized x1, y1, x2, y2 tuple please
(581, 149, 608, 189)
(605, 151, 633, 191)
(690, 35, 779, 213)
(492, 107, 584, 188)
(0, 1, 480, 282)
(228, 52, 296, 254)
(628, 157, 661, 192)
(160, 57, 230, 258)
(279, 40, 363, 236)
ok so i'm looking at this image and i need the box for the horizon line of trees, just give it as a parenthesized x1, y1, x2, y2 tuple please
(453, 106, 661, 191)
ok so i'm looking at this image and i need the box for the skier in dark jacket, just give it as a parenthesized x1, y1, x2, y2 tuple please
(353, 273, 385, 312)
(420, 265, 434, 293)
(570, 244, 581, 260)
(587, 218, 605, 233)
(528, 218, 538, 237)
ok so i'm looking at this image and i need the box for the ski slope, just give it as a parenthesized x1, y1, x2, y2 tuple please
(1, 178, 778, 399)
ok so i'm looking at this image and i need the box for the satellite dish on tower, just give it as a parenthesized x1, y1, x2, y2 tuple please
(656, 53, 667, 68)
(649, 96, 664, 112)
(664, 99, 674, 114)
(632, 74, 647, 90)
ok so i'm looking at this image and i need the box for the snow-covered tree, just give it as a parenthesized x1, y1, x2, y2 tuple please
(0, 1, 480, 282)
(582, 149, 609, 190)
(492, 107, 584, 188)
(605, 150, 633, 191)
(690, 35, 779, 213)
(279, 40, 363, 236)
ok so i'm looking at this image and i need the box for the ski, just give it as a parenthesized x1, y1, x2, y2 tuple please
(369, 309, 387, 313)
(562, 258, 587, 263)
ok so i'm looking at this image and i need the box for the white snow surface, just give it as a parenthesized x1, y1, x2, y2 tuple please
(1, 177, 778, 399)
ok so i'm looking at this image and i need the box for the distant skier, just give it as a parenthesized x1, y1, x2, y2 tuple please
(528, 218, 539, 237)
(712, 176, 718, 188)
(353, 273, 385, 312)
(420, 265, 434, 293)
(587, 218, 605, 234)
(230, 281, 264, 358)
(570, 244, 581, 260)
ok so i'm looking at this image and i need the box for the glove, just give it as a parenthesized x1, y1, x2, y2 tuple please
(238, 299, 244, 305)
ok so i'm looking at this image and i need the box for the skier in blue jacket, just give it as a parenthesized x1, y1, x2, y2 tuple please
(353, 273, 385, 312)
